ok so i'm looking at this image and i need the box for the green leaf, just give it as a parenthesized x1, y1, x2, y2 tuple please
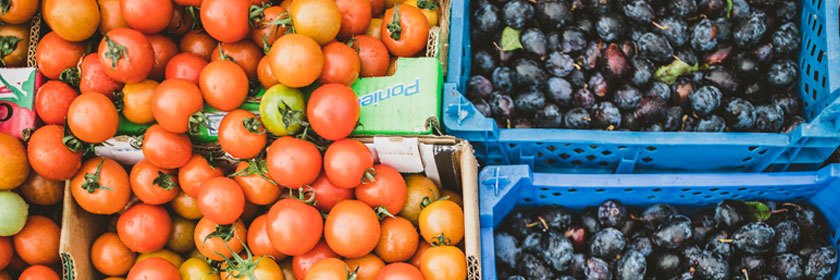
(654, 59, 700, 85)
(744, 201, 772, 222)
(726, 0, 733, 18)
(500, 27, 523, 51)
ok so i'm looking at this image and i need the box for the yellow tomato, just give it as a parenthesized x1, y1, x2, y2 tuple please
(180, 257, 220, 280)
(122, 80, 159, 124)
(290, 0, 341, 45)
(366, 18, 383, 40)
(404, 0, 439, 27)
(136, 249, 184, 268)
(170, 191, 202, 220)
(399, 174, 439, 225)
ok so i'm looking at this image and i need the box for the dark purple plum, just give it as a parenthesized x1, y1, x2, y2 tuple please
(565, 107, 592, 129)
(614, 84, 643, 110)
(591, 102, 622, 130)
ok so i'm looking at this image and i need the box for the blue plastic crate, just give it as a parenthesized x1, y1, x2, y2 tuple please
(444, 0, 840, 173)
(478, 164, 840, 280)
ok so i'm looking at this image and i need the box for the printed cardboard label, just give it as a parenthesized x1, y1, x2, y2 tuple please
(0, 68, 40, 139)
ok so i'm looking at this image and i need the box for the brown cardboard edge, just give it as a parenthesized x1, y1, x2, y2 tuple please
(457, 141, 482, 280)
(59, 181, 107, 280)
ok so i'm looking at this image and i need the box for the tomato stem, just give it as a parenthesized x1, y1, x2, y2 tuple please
(291, 186, 318, 205)
(185, 6, 203, 30)
(345, 36, 360, 54)
(420, 188, 450, 210)
(243, 117, 266, 135)
(80, 158, 115, 193)
(0, 35, 22, 66)
(103, 35, 130, 69)
(229, 158, 279, 186)
(374, 206, 396, 220)
(346, 266, 360, 280)
(430, 233, 452, 247)
(361, 167, 377, 185)
(0, 0, 9, 15)
(153, 171, 178, 191)
(216, 43, 236, 63)
(112, 90, 125, 113)
(129, 134, 144, 150)
(204, 222, 237, 243)
(417, 0, 439, 11)
(189, 112, 213, 135)
(387, 4, 403, 41)
(248, 2, 272, 29)
(216, 236, 265, 280)
(59, 67, 81, 88)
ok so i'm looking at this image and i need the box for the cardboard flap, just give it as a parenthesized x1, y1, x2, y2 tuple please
(60, 182, 107, 280)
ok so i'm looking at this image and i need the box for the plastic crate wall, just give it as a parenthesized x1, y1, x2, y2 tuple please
(478, 164, 840, 280)
(444, 0, 840, 173)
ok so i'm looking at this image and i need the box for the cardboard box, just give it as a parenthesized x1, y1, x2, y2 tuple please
(0, 14, 44, 139)
(60, 136, 481, 280)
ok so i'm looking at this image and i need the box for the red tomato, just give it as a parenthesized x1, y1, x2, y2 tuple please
(98, 28, 155, 83)
(35, 32, 85, 80)
(324, 200, 380, 258)
(18, 265, 59, 280)
(197, 177, 245, 225)
(117, 203, 172, 253)
(193, 217, 246, 261)
(292, 239, 338, 279)
(354, 35, 390, 77)
(126, 257, 180, 280)
(130, 160, 180, 205)
(355, 164, 407, 216)
(266, 136, 322, 189)
(165, 5, 193, 37)
(319, 42, 361, 86)
(34, 81, 78, 125)
(250, 6, 290, 47)
(151, 78, 204, 134)
(324, 139, 374, 189)
(305, 258, 351, 280)
(247, 214, 286, 260)
(198, 60, 248, 112)
(200, 0, 250, 43)
(381, 4, 430, 57)
(267, 198, 324, 256)
(179, 29, 217, 61)
(27, 125, 82, 181)
(13, 216, 60, 265)
(142, 124, 193, 169)
(370, 0, 384, 16)
(90, 232, 136, 276)
(121, 0, 173, 34)
(70, 157, 131, 214)
(257, 56, 279, 88)
(0, 237, 11, 270)
(336, 0, 372, 39)
(233, 160, 280, 206)
(98, 0, 129, 33)
(80, 53, 124, 98)
(178, 154, 223, 197)
(146, 34, 179, 81)
(375, 262, 424, 280)
(219, 110, 267, 159)
(67, 92, 119, 143)
(211, 39, 263, 80)
(311, 173, 354, 213)
(165, 53, 207, 84)
(175, 0, 203, 5)
(307, 84, 361, 140)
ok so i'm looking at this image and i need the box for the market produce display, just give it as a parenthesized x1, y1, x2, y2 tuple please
(494, 199, 838, 280)
(469, 0, 806, 132)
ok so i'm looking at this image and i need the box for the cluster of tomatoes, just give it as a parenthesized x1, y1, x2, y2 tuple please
(0, 0, 456, 279)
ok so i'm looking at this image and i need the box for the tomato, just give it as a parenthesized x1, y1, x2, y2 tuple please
(201, 0, 250, 43)
(121, 0, 173, 34)
(403, 0, 438, 27)
(399, 175, 439, 225)
(319, 42, 361, 86)
(178, 154, 222, 197)
(418, 245, 466, 280)
(0, 237, 10, 270)
(418, 199, 464, 245)
(130, 160, 180, 205)
(18, 265, 59, 280)
(118, 204, 173, 253)
(142, 124, 193, 169)
(42, 0, 99, 42)
(370, 0, 384, 16)
(0, 0, 38, 24)
(34, 81, 78, 125)
(250, 6, 290, 47)
(323, 139, 374, 189)
(80, 53, 124, 98)
(165, 6, 194, 37)
(98, 0, 128, 33)
(256, 56, 279, 89)
(307, 83, 362, 141)
(366, 18, 383, 39)
(179, 257, 220, 280)
(67, 93, 119, 143)
(35, 32, 85, 80)
(0, 23, 28, 67)
(268, 33, 323, 88)
(193, 218, 246, 261)
(381, 5, 429, 57)
(266, 136, 322, 189)
(175, 0, 203, 5)
(305, 258, 352, 280)
(146, 34, 179, 81)
(311, 173, 354, 213)
(355, 164, 407, 217)
(247, 214, 286, 260)
(165, 53, 207, 85)
(266, 198, 323, 256)
(27, 125, 82, 181)
(180, 30, 218, 61)
(71, 157, 131, 215)
(259, 84, 306, 136)
(219, 110, 267, 159)
(126, 257, 180, 280)
(122, 80, 159, 125)
(336, 0, 371, 39)
(384, 0, 403, 11)
(99, 28, 154, 83)
(354, 35, 390, 77)
(13, 216, 59, 265)
(345, 254, 385, 280)
(290, 0, 341, 45)
(0, 133, 27, 190)
(152, 79, 204, 134)
(0, 191, 27, 236)
(375, 217, 419, 263)
(19, 173, 64, 206)
(197, 177, 245, 225)
(324, 200, 380, 259)
(408, 239, 429, 267)
(199, 60, 248, 112)
(219, 254, 284, 280)
(440, 189, 463, 209)
(241, 201, 259, 223)
(136, 249, 184, 267)
(211, 39, 263, 80)
(233, 161, 280, 205)
(375, 262, 423, 280)
(91, 232, 136, 276)
(170, 191, 203, 220)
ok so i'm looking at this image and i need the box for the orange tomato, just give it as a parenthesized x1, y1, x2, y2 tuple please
(98, 28, 155, 83)
(257, 56, 279, 88)
(67, 92, 119, 143)
(165, 53, 207, 85)
(122, 80, 159, 124)
(70, 157, 131, 215)
(42, 0, 99, 42)
(80, 53, 124, 98)
(121, 0, 173, 34)
(18, 265, 59, 280)
(375, 262, 424, 280)
(305, 258, 352, 280)
(375, 217, 419, 263)
(0, 132, 27, 190)
(0, 237, 11, 271)
(178, 154, 223, 197)
(130, 160, 180, 205)
(336, 0, 372, 39)
(117, 204, 173, 253)
(98, 0, 129, 33)
(35, 32, 85, 80)
(418, 199, 464, 245)
(152, 79, 204, 134)
(169, 191, 203, 220)
(250, 6, 290, 48)
(27, 125, 83, 181)
(196, 177, 245, 225)
(35, 81, 79, 125)
(268, 33, 323, 88)
(290, 0, 341, 45)
(193, 218, 246, 261)
(126, 257, 180, 280)
(199, 60, 248, 112)
(319, 42, 361, 86)
(232, 161, 279, 205)
(366, 18, 383, 40)
(146, 34, 179, 81)
(91, 232, 136, 276)
(324, 200, 380, 259)
(0, 23, 29, 67)
(247, 214, 286, 260)
(354, 35, 390, 77)
(180, 30, 217, 61)
(19, 172, 64, 206)
(142, 124, 193, 169)
(219, 110, 267, 159)
(381, 4, 429, 57)
(418, 245, 467, 280)
(408, 239, 430, 267)
(400, 174, 439, 225)
(200, 0, 250, 43)
(0, 0, 39, 24)
(13, 216, 60, 265)
(345, 254, 385, 280)
(165, 6, 193, 37)
(210, 40, 263, 80)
